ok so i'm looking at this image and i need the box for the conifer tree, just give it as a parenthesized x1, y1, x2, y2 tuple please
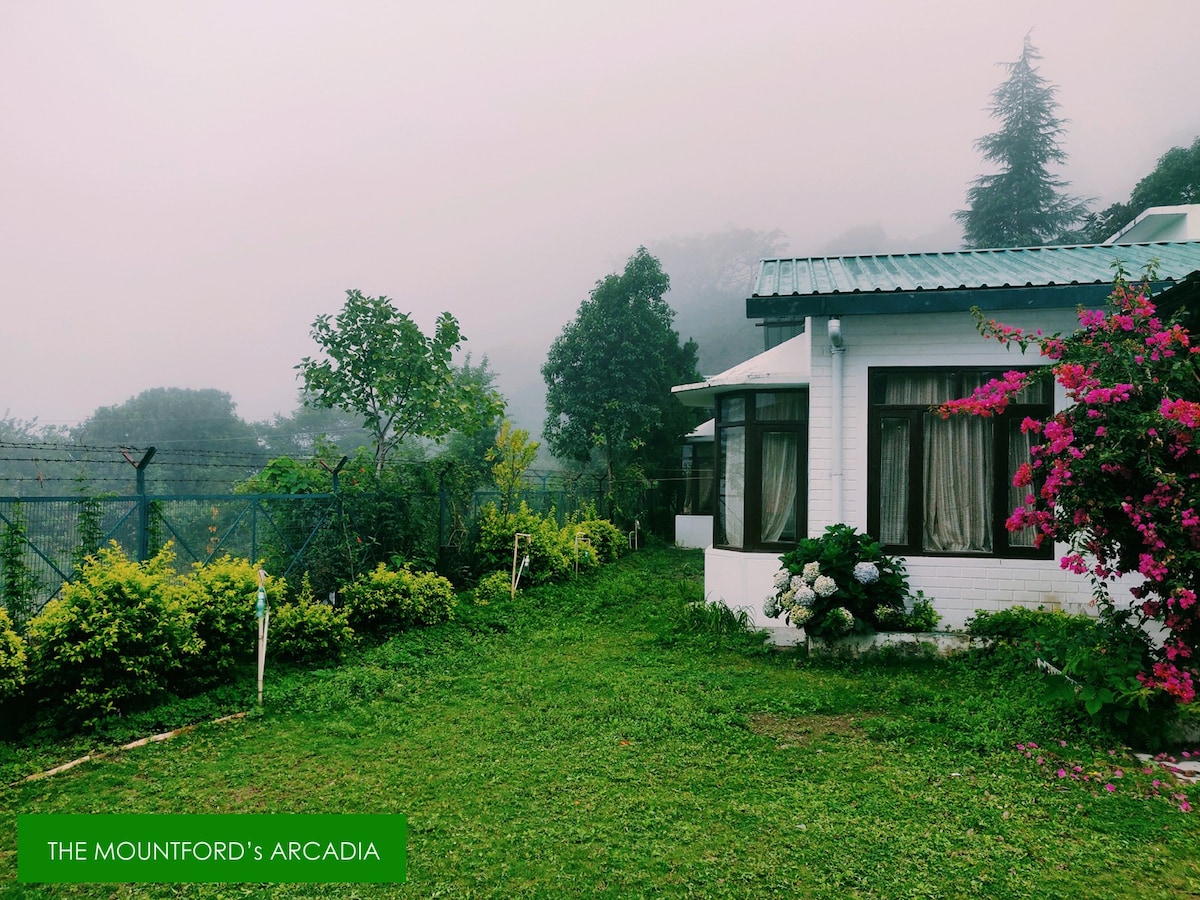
(956, 35, 1089, 248)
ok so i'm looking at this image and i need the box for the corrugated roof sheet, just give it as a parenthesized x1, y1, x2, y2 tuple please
(753, 241, 1200, 298)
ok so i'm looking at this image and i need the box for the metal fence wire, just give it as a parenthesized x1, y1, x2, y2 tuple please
(0, 480, 659, 619)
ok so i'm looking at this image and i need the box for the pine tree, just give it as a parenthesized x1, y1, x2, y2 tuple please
(956, 35, 1089, 248)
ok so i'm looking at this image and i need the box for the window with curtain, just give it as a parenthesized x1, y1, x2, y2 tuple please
(715, 390, 808, 551)
(681, 441, 714, 516)
(868, 368, 1051, 558)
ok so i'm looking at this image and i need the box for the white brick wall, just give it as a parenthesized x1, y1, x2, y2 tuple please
(703, 308, 1137, 634)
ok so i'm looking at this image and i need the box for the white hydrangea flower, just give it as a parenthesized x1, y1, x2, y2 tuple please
(813, 574, 839, 597)
(793, 584, 816, 607)
(801, 561, 821, 583)
(788, 606, 813, 627)
(763, 593, 781, 619)
(773, 569, 791, 590)
(790, 574, 807, 591)
(853, 561, 880, 584)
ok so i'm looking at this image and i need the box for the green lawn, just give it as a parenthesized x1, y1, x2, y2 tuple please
(2, 548, 1198, 898)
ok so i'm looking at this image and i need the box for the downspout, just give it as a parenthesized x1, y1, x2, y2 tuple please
(828, 317, 845, 523)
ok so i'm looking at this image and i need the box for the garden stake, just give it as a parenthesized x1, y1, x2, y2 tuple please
(256, 568, 270, 706)
(511, 533, 532, 599)
(574, 532, 592, 577)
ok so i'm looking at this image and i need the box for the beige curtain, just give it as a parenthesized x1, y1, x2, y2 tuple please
(719, 428, 745, 547)
(760, 432, 797, 543)
(882, 373, 993, 553)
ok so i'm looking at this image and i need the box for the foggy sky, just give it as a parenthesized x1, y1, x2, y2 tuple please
(3, 1, 1198, 433)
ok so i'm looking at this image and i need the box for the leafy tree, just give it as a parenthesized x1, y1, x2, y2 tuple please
(1062, 135, 1200, 244)
(542, 248, 701, 520)
(487, 421, 540, 519)
(957, 35, 1089, 248)
(297, 290, 503, 476)
(939, 266, 1200, 709)
(72, 387, 264, 492)
(256, 399, 373, 459)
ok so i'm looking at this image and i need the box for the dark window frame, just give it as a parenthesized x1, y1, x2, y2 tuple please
(714, 389, 809, 552)
(866, 366, 1053, 559)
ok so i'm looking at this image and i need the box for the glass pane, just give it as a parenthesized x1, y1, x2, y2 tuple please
(879, 417, 910, 546)
(719, 395, 745, 424)
(882, 373, 959, 405)
(695, 443, 714, 515)
(761, 432, 798, 543)
(718, 427, 745, 547)
(756, 392, 807, 422)
(1008, 421, 1038, 547)
(923, 413, 993, 552)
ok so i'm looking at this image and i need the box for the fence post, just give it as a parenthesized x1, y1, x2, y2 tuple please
(122, 448, 156, 562)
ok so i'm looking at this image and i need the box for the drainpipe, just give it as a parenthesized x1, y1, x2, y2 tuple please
(828, 317, 845, 523)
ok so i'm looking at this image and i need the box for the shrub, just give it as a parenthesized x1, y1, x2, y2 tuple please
(270, 577, 353, 665)
(24, 544, 200, 727)
(176, 556, 283, 690)
(474, 502, 571, 586)
(473, 570, 513, 605)
(0, 606, 26, 703)
(342, 563, 457, 639)
(877, 591, 942, 633)
(764, 524, 908, 639)
(966, 605, 1174, 741)
(567, 514, 625, 565)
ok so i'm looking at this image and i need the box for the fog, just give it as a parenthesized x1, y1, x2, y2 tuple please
(2, 1, 1197, 435)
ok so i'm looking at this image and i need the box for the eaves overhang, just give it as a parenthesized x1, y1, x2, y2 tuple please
(746, 281, 1177, 319)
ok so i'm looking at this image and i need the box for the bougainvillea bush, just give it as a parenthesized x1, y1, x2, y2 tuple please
(939, 265, 1200, 711)
(764, 524, 909, 639)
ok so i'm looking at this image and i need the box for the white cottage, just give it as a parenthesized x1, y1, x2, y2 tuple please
(673, 214, 1200, 642)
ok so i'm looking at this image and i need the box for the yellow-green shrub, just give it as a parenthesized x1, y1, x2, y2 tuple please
(25, 544, 200, 727)
(0, 606, 26, 704)
(270, 576, 353, 664)
(176, 556, 284, 690)
(475, 502, 571, 585)
(570, 517, 625, 564)
(342, 564, 457, 639)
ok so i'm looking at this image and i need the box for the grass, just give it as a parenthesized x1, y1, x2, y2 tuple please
(2, 547, 1199, 898)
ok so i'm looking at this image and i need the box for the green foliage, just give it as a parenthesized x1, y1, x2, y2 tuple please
(876, 591, 942, 634)
(297, 289, 503, 476)
(565, 511, 625, 565)
(473, 570, 513, 605)
(71, 387, 264, 492)
(24, 544, 201, 727)
(0, 606, 26, 703)
(269, 576, 353, 665)
(956, 35, 1089, 248)
(966, 605, 1173, 742)
(71, 494, 109, 577)
(542, 247, 701, 521)
(176, 556, 282, 691)
(474, 502, 571, 586)
(235, 455, 335, 495)
(767, 524, 909, 639)
(0, 500, 41, 632)
(1066, 134, 1200, 244)
(341, 563, 457, 639)
(487, 420, 540, 519)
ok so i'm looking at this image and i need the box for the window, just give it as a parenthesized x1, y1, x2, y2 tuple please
(761, 318, 806, 351)
(681, 440, 714, 515)
(716, 390, 808, 551)
(867, 368, 1051, 558)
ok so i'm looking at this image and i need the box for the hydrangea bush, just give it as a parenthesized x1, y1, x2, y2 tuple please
(764, 524, 909, 639)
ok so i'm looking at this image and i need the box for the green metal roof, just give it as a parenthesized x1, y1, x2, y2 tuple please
(747, 240, 1200, 319)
